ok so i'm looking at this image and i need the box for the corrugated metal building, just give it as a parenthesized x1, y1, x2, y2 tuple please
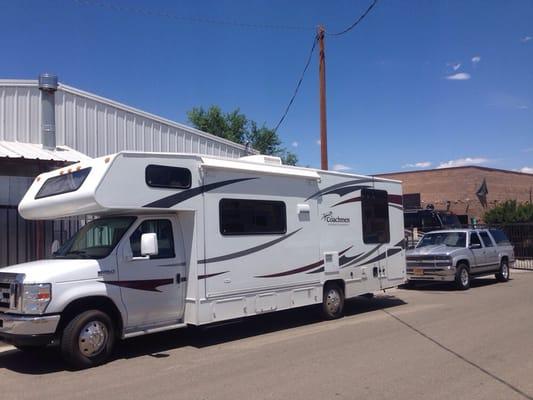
(0, 75, 252, 267)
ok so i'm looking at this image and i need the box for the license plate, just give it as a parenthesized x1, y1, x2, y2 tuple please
(413, 268, 424, 276)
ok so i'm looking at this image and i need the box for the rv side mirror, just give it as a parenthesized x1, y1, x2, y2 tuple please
(51, 239, 60, 255)
(469, 243, 481, 249)
(140, 233, 159, 257)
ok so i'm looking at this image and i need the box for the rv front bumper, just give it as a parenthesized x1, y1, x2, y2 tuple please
(406, 266, 457, 282)
(0, 313, 60, 346)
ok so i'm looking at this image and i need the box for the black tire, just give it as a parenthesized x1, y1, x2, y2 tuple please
(322, 283, 344, 320)
(495, 259, 510, 282)
(60, 310, 115, 369)
(455, 264, 470, 290)
(404, 280, 417, 289)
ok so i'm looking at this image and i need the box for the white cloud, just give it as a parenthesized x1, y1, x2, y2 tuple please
(472, 56, 481, 64)
(523, 147, 533, 153)
(291, 141, 299, 148)
(518, 105, 529, 110)
(519, 167, 533, 174)
(332, 163, 352, 172)
(402, 161, 432, 168)
(437, 157, 489, 169)
(450, 62, 461, 71)
(316, 139, 321, 145)
(521, 36, 532, 43)
(445, 72, 471, 81)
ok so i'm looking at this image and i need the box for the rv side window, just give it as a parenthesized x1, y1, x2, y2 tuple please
(361, 189, 390, 244)
(145, 165, 191, 189)
(35, 167, 91, 199)
(130, 219, 175, 259)
(219, 199, 286, 235)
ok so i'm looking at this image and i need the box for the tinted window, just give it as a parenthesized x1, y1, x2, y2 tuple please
(470, 232, 482, 247)
(220, 199, 286, 235)
(404, 212, 420, 228)
(362, 189, 390, 244)
(36, 168, 91, 199)
(479, 231, 494, 247)
(146, 165, 191, 189)
(130, 219, 175, 259)
(489, 229, 511, 245)
(420, 211, 440, 229)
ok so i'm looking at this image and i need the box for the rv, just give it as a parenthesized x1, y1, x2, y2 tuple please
(0, 152, 406, 368)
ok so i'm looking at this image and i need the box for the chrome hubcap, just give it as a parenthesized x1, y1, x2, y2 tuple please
(326, 289, 341, 314)
(461, 269, 469, 286)
(502, 264, 509, 278)
(78, 321, 108, 357)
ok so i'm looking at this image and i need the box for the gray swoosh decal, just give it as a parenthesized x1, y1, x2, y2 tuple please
(199, 228, 302, 264)
(144, 177, 257, 208)
(305, 179, 374, 201)
(341, 244, 383, 269)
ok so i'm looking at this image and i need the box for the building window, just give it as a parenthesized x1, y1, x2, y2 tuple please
(130, 219, 175, 259)
(219, 199, 287, 235)
(361, 189, 390, 244)
(35, 167, 91, 199)
(145, 165, 191, 189)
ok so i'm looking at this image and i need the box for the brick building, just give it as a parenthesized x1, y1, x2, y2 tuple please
(377, 166, 533, 222)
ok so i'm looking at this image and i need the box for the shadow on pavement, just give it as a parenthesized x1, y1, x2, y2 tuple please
(0, 293, 405, 375)
(400, 277, 510, 292)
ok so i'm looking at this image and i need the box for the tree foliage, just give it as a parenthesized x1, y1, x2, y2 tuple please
(187, 106, 298, 165)
(484, 200, 533, 224)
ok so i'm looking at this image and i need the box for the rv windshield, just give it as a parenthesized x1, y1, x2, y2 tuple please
(417, 232, 466, 248)
(53, 216, 136, 260)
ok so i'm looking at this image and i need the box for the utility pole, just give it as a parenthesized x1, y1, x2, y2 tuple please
(317, 25, 328, 170)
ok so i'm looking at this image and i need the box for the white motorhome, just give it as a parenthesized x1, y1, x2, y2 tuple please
(0, 152, 406, 368)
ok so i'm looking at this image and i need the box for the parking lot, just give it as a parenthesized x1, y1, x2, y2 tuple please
(1, 270, 532, 400)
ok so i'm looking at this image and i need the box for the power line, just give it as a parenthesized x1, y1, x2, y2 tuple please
(273, 35, 318, 133)
(327, 0, 378, 37)
(73, 0, 314, 32)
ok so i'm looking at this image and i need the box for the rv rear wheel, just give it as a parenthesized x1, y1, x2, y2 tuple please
(322, 283, 344, 320)
(60, 310, 115, 369)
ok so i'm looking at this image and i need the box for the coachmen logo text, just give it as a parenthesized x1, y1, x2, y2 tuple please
(321, 211, 350, 224)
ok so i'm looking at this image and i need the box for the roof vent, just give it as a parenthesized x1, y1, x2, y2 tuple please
(239, 155, 283, 165)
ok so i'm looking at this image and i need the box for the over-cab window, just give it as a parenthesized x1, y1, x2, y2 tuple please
(145, 165, 191, 189)
(35, 167, 91, 199)
(361, 189, 390, 244)
(130, 219, 175, 259)
(219, 199, 286, 235)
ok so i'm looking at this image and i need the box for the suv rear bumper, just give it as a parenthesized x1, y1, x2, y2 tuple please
(0, 313, 59, 346)
(407, 266, 457, 282)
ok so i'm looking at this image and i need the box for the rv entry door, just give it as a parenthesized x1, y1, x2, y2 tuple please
(117, 216, 186, 329)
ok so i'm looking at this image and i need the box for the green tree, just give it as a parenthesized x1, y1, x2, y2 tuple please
(484, 200, 533, 224)
(187, 106, 298, 165)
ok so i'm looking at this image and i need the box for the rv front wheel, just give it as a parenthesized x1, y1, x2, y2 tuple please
(60, 310, 115, 369)
(322, 283, 344, 320)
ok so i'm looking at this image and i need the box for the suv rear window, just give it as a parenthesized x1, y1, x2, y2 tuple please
(489, 229, 511, 245)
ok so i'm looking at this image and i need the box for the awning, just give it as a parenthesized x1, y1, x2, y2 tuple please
(0, 141, 91, 163)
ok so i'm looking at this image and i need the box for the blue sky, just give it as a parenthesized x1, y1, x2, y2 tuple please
(1, 0, 532, 174)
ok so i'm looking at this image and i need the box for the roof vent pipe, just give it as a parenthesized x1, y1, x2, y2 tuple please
(38, 73, 58, 150)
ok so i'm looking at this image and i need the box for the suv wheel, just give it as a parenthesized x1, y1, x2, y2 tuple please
(455, 264, 470, 290)
(495, 260, 510, 282)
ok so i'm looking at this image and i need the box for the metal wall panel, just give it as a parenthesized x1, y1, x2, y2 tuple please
(0, 80, 251, 159)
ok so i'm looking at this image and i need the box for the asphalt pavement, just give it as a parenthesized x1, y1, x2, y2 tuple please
(1, 270, 532, 400)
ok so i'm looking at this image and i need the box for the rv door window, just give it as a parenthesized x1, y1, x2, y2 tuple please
(35, 167, 91, 199)
(145, 165, 191, 189)
(130, 219, 176, 259)
(219, 199, 286, 235)
(361, 189, 390, 244)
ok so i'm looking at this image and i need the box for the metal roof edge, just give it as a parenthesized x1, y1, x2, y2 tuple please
(57, 83, 257, 153)
(0, 79, 38, 87)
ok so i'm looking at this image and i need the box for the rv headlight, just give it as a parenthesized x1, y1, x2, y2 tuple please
(21, 283, 52, 314)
